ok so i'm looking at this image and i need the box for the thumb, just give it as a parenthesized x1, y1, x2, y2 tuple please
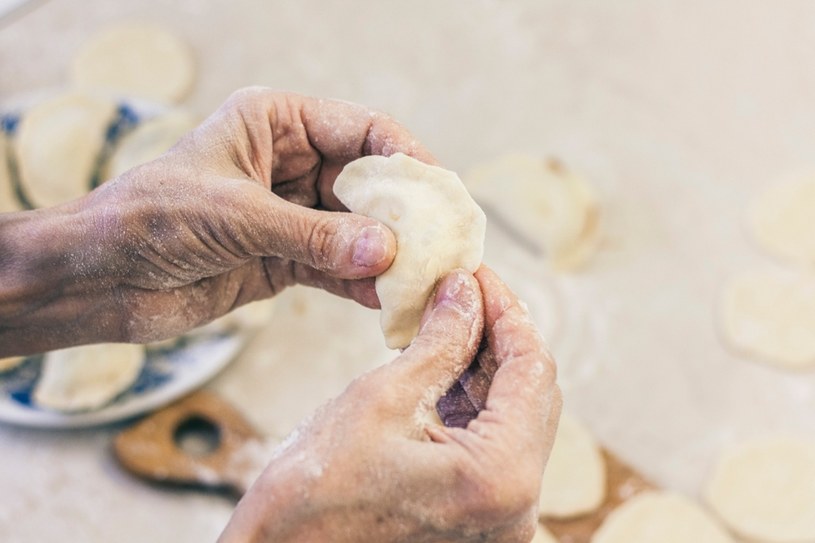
(389, 270, 484, 405)
(239, 186, 396, 279)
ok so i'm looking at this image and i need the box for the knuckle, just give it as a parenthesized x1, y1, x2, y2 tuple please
(305, 216, 340, 268)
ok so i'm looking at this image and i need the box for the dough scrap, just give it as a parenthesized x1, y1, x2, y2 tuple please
(749, 173, 815, 267)
(71, 23, 195, 104)
(705, 436, 815, 543)
(33, 343, 146, 412)
(15, 92, 116, 208)
(465, 154, 599, 271)
(721, 268, 815, 369)
(0, 131, 22, 213)
(334, 153, 486, 349)
(0, 356, 25, 373)
(539, 412, 607, 519)
(592, 491, 734, 543)
(105, 111, 196, 179)
(531, 524, 558, 543)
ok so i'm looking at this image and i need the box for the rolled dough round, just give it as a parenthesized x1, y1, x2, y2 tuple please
(592, 491, 734, 543)
(334, 153, 486, 349)
(705, 437, 815, 543)
(749, 173, 815, 267)
(465, 154, 599, 271)
(71, 23, 195, 104)
(33, 343, 146, 412)
(15, 92, 116, 209)
(105, 111, 196, 179)
(720, 268, 815, 369)
(539, 412, 606, 519)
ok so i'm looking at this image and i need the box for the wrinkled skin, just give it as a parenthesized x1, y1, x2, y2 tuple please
(0, 88, 562, 542)
(220, 267, 562, 543)
(0, 88, 434, 355)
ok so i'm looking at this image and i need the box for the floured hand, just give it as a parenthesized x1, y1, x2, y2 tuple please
(0, 88, 435, 355)
(219, 267, 562, 543)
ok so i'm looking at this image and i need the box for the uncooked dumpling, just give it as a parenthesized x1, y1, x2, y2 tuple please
(105, 111, 196, 179)
(72, 23, 195, 104)
(539, 413, 606, 519)
(0, 356, 25, 373)
(591, 491, 734, 543)
(705, 436, 815, 543)
(15, 92, 116, 208)
(531, 524, 558, 543)
(465, 154, 599, 271)
(720, 268, 815, 369)
(0, 131, 21, 213)
(334, 153, 486, 349)
(34, 343, 146, 412)
(749, 173, 815, 267)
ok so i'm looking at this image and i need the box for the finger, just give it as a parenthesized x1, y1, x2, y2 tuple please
(388, 270, 484, 404)
(474, 266, 558, 426)
(232, 183, 396, 279)
(297, 96, 439, 211)
(287, 264, 381, 309)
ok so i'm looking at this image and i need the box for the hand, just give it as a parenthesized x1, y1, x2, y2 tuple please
(220, 267, 562, 543)
(0, 88, 436, 355)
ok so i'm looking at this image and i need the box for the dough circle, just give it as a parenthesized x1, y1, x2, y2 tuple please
(334, 153, 486, 349)
(720, 268, 815, 369)
(539, 412, 607, 519)
(106, 111, 196, 179)
(592, 491, 734, 543)
(33, 343, 146, 412)
(465, 153, 599, 271)
(71, 23, 195, 104)
(705, 437, 815, 543)
(749, 173, 815, 267)
(15, 92, 116, 208)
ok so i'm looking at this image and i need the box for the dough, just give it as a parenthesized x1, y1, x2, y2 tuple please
(749, 173, 815, 267)
(0, 131, 22, 213)
(71, 23, 195, 104)
(721, 268, 815, 369)
(465, 154, 599, 271)
(15, 92, 116, 208)
(539, 412, 607, 519)
(531, 524, 558, 543)
(592, 491, 734, 543)
(334, 153, 486, 349)
(33, 343, 146, 412)
(0, 356, 25, 373)
(705, 436, 815, 543)
(105, 111, 196, 179)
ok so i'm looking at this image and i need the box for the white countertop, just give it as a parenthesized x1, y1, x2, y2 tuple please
(2, 1, 815, 541)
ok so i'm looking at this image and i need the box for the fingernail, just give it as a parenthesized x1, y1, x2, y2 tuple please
(352, 225, 388, 267)
(434, 270, 473, 311)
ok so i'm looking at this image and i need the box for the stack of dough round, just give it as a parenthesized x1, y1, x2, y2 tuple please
(465, 154, 599, 271)
(538, 413, 607, 519)
(14, 92, 116, 209)
(705, 437, 815, 543)
(71, 23, 195, 104)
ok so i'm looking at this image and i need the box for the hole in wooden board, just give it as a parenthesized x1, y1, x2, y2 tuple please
(173, 415, 221, 457)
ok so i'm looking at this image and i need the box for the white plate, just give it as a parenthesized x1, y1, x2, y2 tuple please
(0, 334, 246, 428)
